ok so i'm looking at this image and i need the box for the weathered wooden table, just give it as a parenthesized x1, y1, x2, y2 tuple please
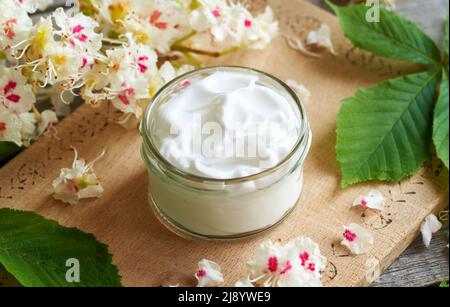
(307, 0, 449, 287)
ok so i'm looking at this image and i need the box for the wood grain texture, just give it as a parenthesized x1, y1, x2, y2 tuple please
(307, 0, 450, 287)
(373, 230, 449, 287)
(0, 0, 448, 287)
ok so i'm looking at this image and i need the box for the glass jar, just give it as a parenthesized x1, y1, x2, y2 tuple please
(140, 66, 312, 240)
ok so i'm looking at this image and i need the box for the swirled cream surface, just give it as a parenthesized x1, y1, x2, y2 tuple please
(151, 71, 300, 179)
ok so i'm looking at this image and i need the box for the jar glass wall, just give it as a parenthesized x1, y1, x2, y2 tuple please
(140, 66, 312, 240)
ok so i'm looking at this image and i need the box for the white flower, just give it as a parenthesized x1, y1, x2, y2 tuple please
(37, 110, 58, 135)
(420, 214, 442, 248)
(306, 23, 337, 55)
(0, 67, 36, 114)
(341, 223, 374, 255)
(52, 147, 105, 205)
(52, 8, 103, 54)
(19, 13, 102, 91)
(0, 1, 33, 53)
(352, 189, 384, 211)
(0, 110, 22, 146)
(242, 237, 326, 287)
(195, 259, 224, 287)
(286, 80, 310, 104)
(189, 1, 278, 51)
(246, 7, 278, 50)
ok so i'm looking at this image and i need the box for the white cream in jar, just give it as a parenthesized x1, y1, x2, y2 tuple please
(141, 67, 311, 239)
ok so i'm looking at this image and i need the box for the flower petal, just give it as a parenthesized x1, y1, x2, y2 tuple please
(352, 189, 384, 211)
(195, 259, 224, 287)
(341, 223, 374, 255)
(420, 214, 442, 248)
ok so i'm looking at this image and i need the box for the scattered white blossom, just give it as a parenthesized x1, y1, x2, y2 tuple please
(286, 80, 310, 104)
(306, 23, 337, 55)
(341, 223, 374, 255)
(420, 214, 442, 248)
(195, 259, 224, 287)
(52, 147, 105, 205)
(280, 32, 321, 58)
(236, 237, 327, 287)
(352, 189, 384, 211)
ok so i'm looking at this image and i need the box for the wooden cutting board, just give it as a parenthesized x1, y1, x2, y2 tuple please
(0, 0, 448, 287)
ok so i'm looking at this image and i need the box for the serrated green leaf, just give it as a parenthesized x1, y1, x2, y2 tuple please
(327, 1, 441, 65)
(0, 208, 121, 287)
(336, 69, 440, 187)
(0, 142, 23, 165)
(433, 69, 449, 168)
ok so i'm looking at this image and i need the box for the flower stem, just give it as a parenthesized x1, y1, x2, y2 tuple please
(172, 31, 197, 46)
(172, 45, 221, 57)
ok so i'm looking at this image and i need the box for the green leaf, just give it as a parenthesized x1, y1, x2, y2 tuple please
(327, 1, 441, 65)
(433, 68, 449, 168)
(0, 142, 23, 165)
(336, 69, 440, 187)
(0, 208, 121, 287)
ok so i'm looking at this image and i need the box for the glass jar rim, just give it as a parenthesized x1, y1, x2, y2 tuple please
(140, 65, 311, 184)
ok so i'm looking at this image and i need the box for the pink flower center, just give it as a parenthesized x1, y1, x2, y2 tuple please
(118, 88, 135, 105)
(267, 256, 278, 273)
(344, 229, 357, 242)
(72, 24, 85, 34)
(138, 63, 148, 73)
(361, 198, 368, 207)
(308, 263, 316, 272)
(6, 94, 20, 103)
(181, 80, 191, 87)
(0, 122, 6, 132)
(65, 180, 78, 193)
(197, 269, 206, 277)
(244, 19, 252, 28)
(299, 251, 309, 266)
(76, 34, 88, 42)
(150, 10, 168, 30)
(279, 261, 292, 275)
(2, 19, 17, 40)
(80, 57, 88, 69)
(212, 9, 221, 18)
(3, 81, 17, 95)
(137, 56, 149, 73)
